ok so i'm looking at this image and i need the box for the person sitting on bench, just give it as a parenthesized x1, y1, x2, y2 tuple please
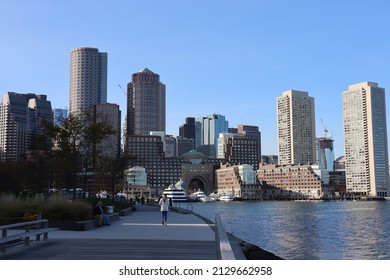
(93, 201, 110, 226)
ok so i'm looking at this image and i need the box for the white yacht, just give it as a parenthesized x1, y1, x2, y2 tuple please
(189, 190, 208, 202)
(162, 184, 188, 202)
(219, 194, 234, 202)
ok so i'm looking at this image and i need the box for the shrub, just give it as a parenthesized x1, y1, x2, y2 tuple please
(0, 195, 93, 224)
(38, 197, 93, 221)
(0, 195, 41, 224)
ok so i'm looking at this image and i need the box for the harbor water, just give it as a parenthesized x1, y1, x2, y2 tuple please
(179, 200, 390, 260)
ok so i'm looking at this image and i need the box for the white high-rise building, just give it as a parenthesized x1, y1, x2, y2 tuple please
(69, 47, 107, 115)
(277, 90, 316, 165)
(342, 82, 389, 197)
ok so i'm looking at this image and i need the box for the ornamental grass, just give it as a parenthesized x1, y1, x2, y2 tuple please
(0, 195, 92, 225)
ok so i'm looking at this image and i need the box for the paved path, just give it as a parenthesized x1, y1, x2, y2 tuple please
(0, 205, 217, 260)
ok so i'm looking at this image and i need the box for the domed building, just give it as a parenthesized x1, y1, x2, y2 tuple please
(181, 150, 207, 164)
(181, 150, 217, 194)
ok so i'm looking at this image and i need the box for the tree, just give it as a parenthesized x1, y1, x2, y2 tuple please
(44, 112, 115, 199)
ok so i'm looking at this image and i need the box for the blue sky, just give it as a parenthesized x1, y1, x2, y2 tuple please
(1, 0, 390, 158)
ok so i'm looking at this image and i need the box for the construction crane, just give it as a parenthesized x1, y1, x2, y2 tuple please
(321, 118, 328, 134)
(118, 84, 126, 96)
(321, 118, 330, 138)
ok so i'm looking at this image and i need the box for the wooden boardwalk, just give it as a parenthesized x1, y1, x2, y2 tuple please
(0, 238, 217, 260)
(0, 205, 218, 260)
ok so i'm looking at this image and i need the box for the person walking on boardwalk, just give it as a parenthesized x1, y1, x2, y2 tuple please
(159, 194, 170, 225)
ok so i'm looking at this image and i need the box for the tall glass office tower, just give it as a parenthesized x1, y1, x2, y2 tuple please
(342, 82, 389, 197)
(316, 136, 334, 172)
(69, 47, 107, 115)
(195, 114, 229, 158)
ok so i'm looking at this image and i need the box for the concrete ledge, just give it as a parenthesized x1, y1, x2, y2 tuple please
(107, 212, 119, 223)
(50, 212, 120, 231)
(119, 207, 135, 216)
(75, 220, 96, 231)
(215, 213, 246, 260)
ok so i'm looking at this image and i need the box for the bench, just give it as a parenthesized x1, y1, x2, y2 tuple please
(0, 219, 59, 253)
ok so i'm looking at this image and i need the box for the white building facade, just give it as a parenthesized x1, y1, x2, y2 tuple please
(69, 47, 107, 115)
(277, 90, 316, 165)
(342, 82, 389, 197)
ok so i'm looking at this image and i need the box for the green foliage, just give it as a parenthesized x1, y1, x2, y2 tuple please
(0, 195, 41, 224)
(0, 195, 92, 224)
(39, 197, 93, 221)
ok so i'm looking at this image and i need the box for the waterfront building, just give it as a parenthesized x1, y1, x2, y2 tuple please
(69, 47, 107, 115)
(257, 163, 323, 199)
(217, 132, 259, 169)
(215, 163, 261, 199)
(329, 170, 346, 195)
(342, 82, 389, 197)
(277, 90, 316, 165)
(94, 103, 121, 159)
(0, 92, 53, 162)
(126, 166, 147, 186)
(123, 166, 152, 199)
(126, 68, 166, 137)
(195, 113, 229, 158)
(126, 135, 182, 196)
(181, 150, 217, 194)
(126, 134, 221, 196)
(237, 124, 261, 159)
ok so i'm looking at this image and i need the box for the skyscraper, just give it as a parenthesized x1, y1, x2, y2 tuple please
(0, 92, 53, 162)
(342, 82, 389, 197)
(316, 136, 334, 172)
(126, 68, 166, 136)
(237, 124, 262, 159)
(69, 47, 107, 115)
(179, 117, 196, 142)
(94, 103, 121, 159)
(277, 90, 316, 165)
(195, 114, 229, 158)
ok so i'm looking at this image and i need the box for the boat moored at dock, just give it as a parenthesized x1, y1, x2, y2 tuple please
(162, 184, 188, 202)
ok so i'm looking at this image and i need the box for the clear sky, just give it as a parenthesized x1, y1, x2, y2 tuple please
(1, 0, 390, 158)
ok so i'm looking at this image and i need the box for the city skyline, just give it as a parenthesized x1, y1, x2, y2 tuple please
(2, 0, 390, 158)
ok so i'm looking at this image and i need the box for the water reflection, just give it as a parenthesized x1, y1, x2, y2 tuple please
(185, 200, 390, 260)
